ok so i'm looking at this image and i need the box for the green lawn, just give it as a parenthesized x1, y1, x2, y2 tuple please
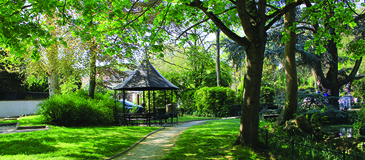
(177, 115, 222, 122)
(161, 118, 269, 160)
(0, 115, 160, 160)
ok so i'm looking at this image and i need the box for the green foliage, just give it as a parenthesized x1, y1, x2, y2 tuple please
(37, 90, 115, 127)
(194, 87, 236, 117)
(129, 105, 139, 114)
(260, 86, 276, 104)
(354, 105, 365, 137)
(320, 108, 358, 125)
(236, 77, 244, 104)
(26, 78, 49, 92)
(153, 45, 233, 114)
(352, 78, 365, 103)
(303, 0, 356, 55)
(60, 74, 80, 95)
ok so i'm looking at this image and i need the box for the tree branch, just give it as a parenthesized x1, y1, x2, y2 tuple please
(339, 57, 363, 86)
(176, 6, 236, 41)
(176, 18, 209, 41)
(122, 0, 140, 22)
(296, 48, 326, 82)
(228, 0, 236, 5)
(119, 0, 158, 30)
(159, 58, 191, 71)
(187, 0, 249, 48)
(10, 4, 33, 17)
(296, 26, 315, 32)
(265, 0, 304, 31)
(150, 3, 171, 42)
(345, 0, 359, 16)
(266, 4, 279, 11)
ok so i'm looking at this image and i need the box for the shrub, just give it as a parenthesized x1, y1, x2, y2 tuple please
(260, 86, 275, 104)
(37, 90, 115, 127)
(194, 87, 236, 117)
(320, 107, 358, 125)
(353, 79, 365, 103)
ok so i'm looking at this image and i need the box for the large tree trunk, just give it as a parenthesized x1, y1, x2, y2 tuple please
(236, 42, 265, 148)
(89, 43, 97, 99)
(324, 35, 339, 106)
(278, 0, 298, 124)
(48, 71, 60, 96)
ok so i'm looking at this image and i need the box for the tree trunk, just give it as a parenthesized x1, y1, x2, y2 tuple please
(216, 29, 220, 86)
(89, 43, 97, 99)
(278, 0, 298, 124)
(48, 71, 60, 96)
(325, 35, 339, 106)
(236, 42, 265, 149)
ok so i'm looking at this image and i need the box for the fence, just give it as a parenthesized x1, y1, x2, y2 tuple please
(0, 100, 42, 118)
(259, 127, 365, 159)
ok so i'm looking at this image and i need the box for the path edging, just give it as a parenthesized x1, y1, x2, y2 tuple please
(107, 127, 165, 159)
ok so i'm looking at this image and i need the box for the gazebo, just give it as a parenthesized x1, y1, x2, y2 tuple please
(112, 60, 179, 126)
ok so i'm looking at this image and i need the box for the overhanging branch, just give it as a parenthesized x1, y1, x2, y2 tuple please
(265, 0, 304, 31)
(339, 57, 363, 86)
(187, 0, 249, 48)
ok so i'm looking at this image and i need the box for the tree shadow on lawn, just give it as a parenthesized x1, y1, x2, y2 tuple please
(46, 127, 156, 158)
(0, 138, 57, 155)
(0, 124, 159, 159)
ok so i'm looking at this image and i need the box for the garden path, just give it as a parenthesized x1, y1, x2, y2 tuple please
(111, 120, 210, 160)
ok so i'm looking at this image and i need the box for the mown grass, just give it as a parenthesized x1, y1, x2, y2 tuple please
(161, 118, 269, 160)
(0, 115, 160, 160)
(177, 115, 222, 122)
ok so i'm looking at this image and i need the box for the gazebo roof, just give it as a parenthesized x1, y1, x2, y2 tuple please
(112, 60, 179, 91)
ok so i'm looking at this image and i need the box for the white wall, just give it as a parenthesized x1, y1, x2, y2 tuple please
(0, 100, 42, 118)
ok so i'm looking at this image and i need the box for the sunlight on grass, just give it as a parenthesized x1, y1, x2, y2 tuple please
(161, 119, 269, 160)
(178, 115, 221, 122)
(0, 115, 161, 159)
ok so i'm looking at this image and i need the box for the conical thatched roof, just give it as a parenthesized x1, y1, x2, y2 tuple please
(112, 61, 179, 91)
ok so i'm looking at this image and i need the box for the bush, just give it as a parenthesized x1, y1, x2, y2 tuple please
(320, 108, 358, 125)
(260, 86, 276, 104)
(37, 90, 115, 127)
(194, 87, 237, 117)
(353, 79, 365, 103)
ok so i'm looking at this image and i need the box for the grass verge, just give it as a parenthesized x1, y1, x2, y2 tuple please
(0, 115, 160, 160)
(161, 118, 269, 160)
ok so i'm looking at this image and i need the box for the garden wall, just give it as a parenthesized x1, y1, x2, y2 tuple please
(0, 100, 41, 118)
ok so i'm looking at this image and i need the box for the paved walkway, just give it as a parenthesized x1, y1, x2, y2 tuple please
(112, 120, 209, 160)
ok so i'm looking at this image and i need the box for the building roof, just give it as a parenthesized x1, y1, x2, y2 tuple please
(112, 60, 179, 91)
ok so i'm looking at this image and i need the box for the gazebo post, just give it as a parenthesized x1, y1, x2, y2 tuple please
(114, 90, 118, 125)
(123, 90, 126, 126)
(175, 90, 178, 124)
(148, 90, 151, 124)
(153, 90, 156, 114)
(164, 90, 166, 109)
(143, 90, 150, 126)
(171, 89, 173, 126)
(148, 90, 151, 113)
(143, 90, 145, 105)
